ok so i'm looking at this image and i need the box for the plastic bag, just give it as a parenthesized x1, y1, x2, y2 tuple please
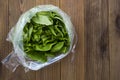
(2, 5, 77, 72)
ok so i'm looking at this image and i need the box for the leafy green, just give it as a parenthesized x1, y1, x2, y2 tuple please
(23, 11, 70, 62)
(35, 42, 57, 51)
(51, 42, 64, 52)
(27, 51, 47, 62)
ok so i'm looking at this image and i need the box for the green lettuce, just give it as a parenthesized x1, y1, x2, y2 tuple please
(23, 11, 70, 62)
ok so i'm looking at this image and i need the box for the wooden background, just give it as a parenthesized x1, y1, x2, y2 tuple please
(0, 0, 120, 80)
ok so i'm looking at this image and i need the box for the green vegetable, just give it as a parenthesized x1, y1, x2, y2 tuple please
(23, 11, 70, 62)
(35, 42, 57, 51)
(51, 42, 64, 52)
(32, 15, 53, 25)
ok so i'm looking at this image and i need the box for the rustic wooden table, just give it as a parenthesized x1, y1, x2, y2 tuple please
(0, 0, 120, 80)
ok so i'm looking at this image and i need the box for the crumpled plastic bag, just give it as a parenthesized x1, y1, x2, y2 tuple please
(2, 5, 77, 72)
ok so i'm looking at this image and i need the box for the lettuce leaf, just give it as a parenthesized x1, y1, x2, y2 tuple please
(23, 11, 70, 62)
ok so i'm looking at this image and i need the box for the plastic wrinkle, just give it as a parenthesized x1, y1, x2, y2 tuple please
(2, 51, 20, 72)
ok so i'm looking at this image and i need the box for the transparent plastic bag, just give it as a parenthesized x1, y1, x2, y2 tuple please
(2, 5, 77, 72)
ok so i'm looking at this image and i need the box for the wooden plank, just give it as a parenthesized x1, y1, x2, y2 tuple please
(19, 0, 36, 12)
(0, 0, 10, 80)
(43, 0, 59, 6)
(36, 0, 44, 5)
(84, 0, 110, 80)
(35, 1, 61, 80)
(109, 0, 120, 80)
(1, 0, 36, 80)
(18, 0, 36, 80)
(7, 0, 25, 80)
(60, 0, 84, 80)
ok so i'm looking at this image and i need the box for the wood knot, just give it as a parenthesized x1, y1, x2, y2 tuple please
(116, 15, 120, 30)
(98, 30, 108, 59)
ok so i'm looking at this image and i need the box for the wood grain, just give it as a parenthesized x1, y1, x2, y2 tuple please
(60, 0, 84, 80)
(0, 0, 9, 80)
(84, 0, 110, 80)
(109, 0, 120, 80)
(1, 0, 120, 80)
(6, 0, 36, 80)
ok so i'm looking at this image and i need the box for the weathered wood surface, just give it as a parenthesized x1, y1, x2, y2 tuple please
(0, 0, 120, 80)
